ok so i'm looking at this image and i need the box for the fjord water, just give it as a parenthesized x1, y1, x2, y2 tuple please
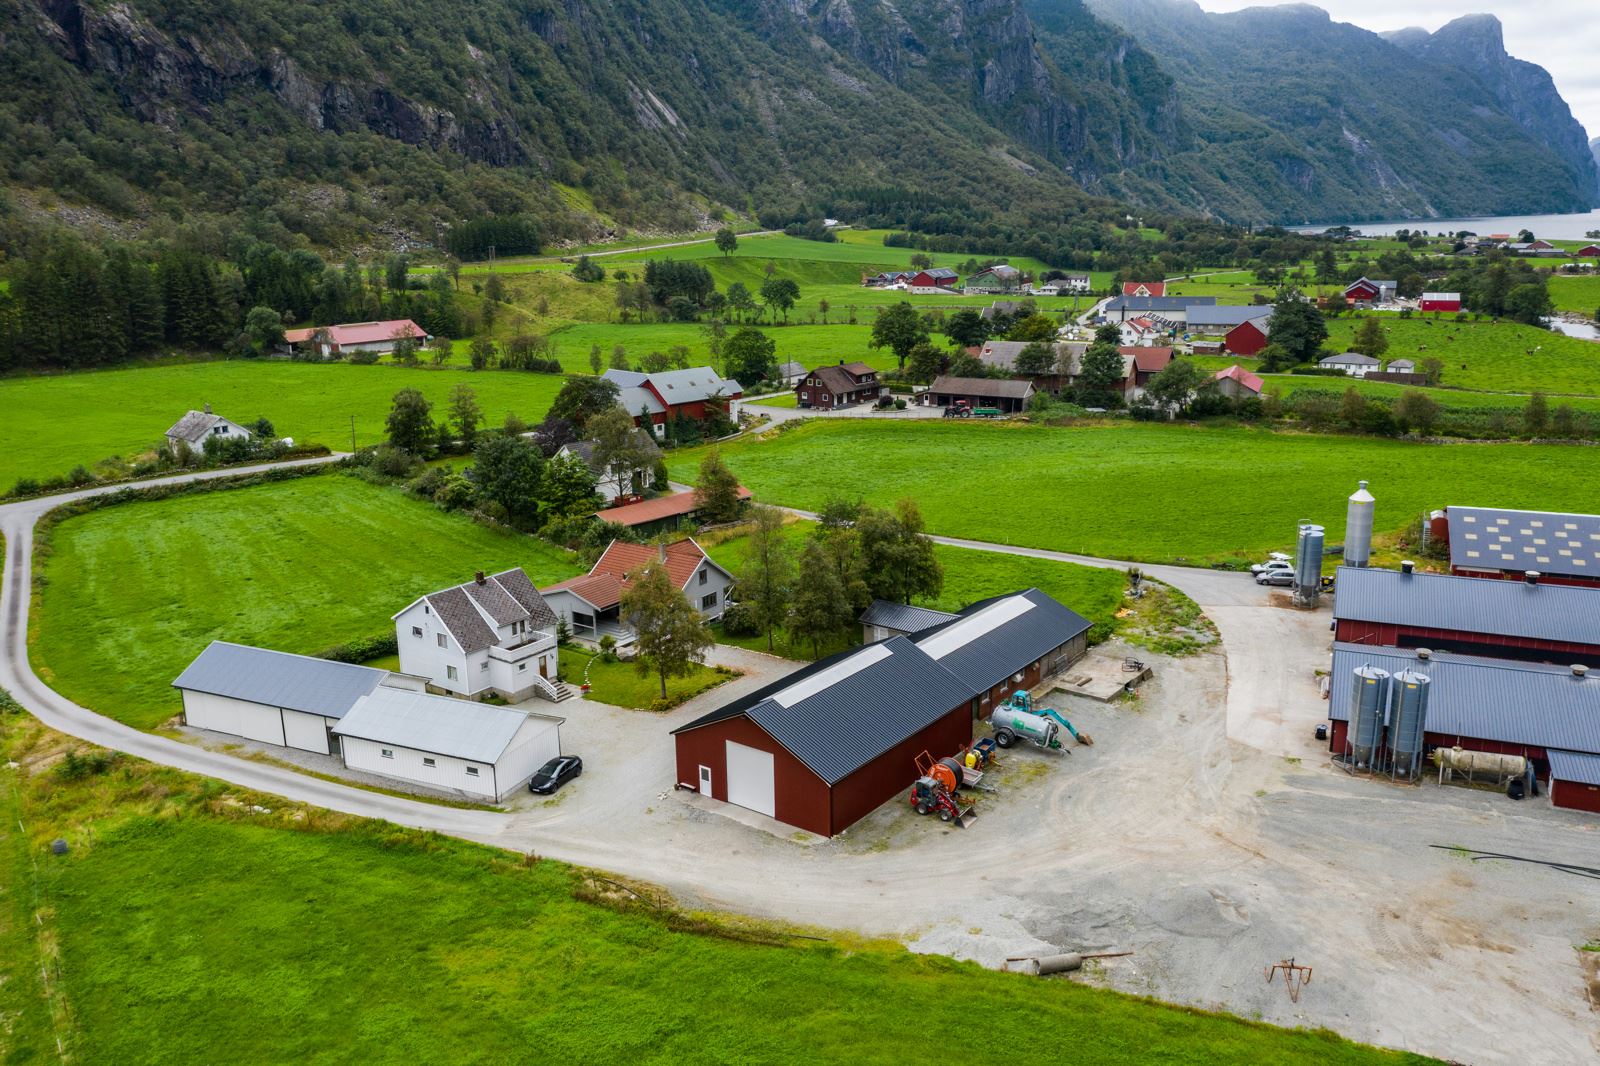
(1293, 209, 1600, 240)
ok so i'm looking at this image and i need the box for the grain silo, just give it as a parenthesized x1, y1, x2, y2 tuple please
(1345, 481, 1375, 568)
(1347, 665, 1390, 770)
(1388, 665, 1431, 780)
(1293, 523, 1325, 607)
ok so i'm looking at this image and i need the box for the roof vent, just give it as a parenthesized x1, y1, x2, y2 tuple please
(1574, 664, 1589, 679)
(475, 571, 486, 585)
(1525, 570, 1540, 585)
(1416, 648, 1432, 661)
(1400, 560, 1415, 575)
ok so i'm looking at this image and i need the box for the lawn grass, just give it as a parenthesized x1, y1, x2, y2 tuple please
(750, 392, 799, 408)
(0, 720, 1429, 1065)
(559, 645, 733, 710)
(1547, 273, 1600, 316)
(0, 361, 567, 488)
(549, 321, 898, 374)
(667, 421, 1600, 565)
(700, 518, 1127, 659)
(1321, 315, 1600, 395)
(30, 475, 584, 730)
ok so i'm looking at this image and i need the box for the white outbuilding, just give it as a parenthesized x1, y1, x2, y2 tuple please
(333, 686, 563, 801)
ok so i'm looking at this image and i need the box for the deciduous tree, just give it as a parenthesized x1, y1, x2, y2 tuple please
(787, 540, 854, 658)
(721, 328, 777, 386)
(448, 384, 482, 449)
(714, 228, 738, 257)
(693, 449, 744, 524)
(870, 301, 928, 370)
(385, 388, 434, 454)
(467, 435, 546, 525)
(622, 560, 714, 700)
(740, 505, 793, 652)
(856, 499, 942, 605)
(549, 375, 621, 429)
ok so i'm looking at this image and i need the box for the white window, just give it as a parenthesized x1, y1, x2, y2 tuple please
(465, 766, 479, 777)
(446, 665, 458, 681)
(423, 757, 436, 768)
(412, 626, 423, 637)
(380, 749, 394, 759)
(436, 633, 447, 649)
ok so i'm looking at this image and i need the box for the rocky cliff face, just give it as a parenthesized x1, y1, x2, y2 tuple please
(1386, 15, 1599, 204)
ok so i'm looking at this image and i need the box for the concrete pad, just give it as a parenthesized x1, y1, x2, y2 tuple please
(1048, 645, 1154, 702)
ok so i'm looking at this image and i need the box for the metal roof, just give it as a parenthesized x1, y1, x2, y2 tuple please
(1327, 644, 1600, 755)
(1447, 505, 1600, 579)
(913, 589, 1092, 694)
(1184, 304, 1274, 328)
(673, 636, 971, 785)
(1332, 565, 1600, 647)
(1548, 749, 1600, 786)
(927, 375, 1035, 400)
(860, 599, 958, 635)
(1104, 296, 1218, 313)
(1320, 352, 1381, 366)
(171, 641, 387, 719)
(332, 686, 547, 762)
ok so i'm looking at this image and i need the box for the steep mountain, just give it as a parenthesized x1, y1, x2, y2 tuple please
(1593, 137, 1600, 172)
(1383, 15, 1599, 202)
(1081, 0, 1597, 223)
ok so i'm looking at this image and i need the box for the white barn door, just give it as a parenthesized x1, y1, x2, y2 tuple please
(724, 741, 776, 818)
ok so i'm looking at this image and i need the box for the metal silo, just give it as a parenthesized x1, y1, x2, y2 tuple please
(1388, 669, 1430, 780)
(1347, 665, 1389, 770)
(1295, 523, 1325, 590)
(1345, 481, 1375, 569)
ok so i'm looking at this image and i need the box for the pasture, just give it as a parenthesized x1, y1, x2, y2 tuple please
(1321, 316, 1600, 395)
(0, 361, 567, 489)
(1547, 273, 1600, 315)
(30, 474, 583, 730)
(668, 421, 1599, 564)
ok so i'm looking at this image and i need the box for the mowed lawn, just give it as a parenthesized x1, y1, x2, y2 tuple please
(30, 475, 583, 729)
(1321, 316, 1600, 395)
(24, 812, 1426, 1065)
(0, 361, 567, 488)
(671, 421, 1600, 564)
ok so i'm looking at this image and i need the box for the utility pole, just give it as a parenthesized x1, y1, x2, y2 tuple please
(350, 415, 356, 454)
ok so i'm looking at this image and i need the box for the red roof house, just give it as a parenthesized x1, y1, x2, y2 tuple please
(1213, 364, 1263, 398)
(594, 487, 752, 532)
(1224, 317, 1271, 356)
(540, 538, 735, 641)
(1122, 281, 1166, 297)
(1122, 346, 1172, 388)
(283, 319, 430, 358)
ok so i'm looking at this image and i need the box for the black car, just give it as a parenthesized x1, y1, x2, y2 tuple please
(528, 756, 583, 794)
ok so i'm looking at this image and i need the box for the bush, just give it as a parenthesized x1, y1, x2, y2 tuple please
(894, 398, 907, 410)
(54, 749, 119, 780)
(363, 444, 424, 479)
(349, 349, 381, 365)
(719, 601, 762, 637)
(316, 633, 399, 664)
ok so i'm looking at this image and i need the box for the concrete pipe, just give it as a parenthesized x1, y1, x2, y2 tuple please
(1034, 953, 1085, 975)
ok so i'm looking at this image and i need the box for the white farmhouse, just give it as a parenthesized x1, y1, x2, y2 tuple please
(392, 569, 565, 703)
(541, 538, 733, 645)
(165, 404, 252, 454)
(555, 431, 662, 504)
(334, 686, 562, 801)
(1318, 352, 1382, 377)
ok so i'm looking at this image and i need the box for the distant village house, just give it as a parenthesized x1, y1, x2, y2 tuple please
(283, 319, 430, 359)
(165, 404, 252, 454)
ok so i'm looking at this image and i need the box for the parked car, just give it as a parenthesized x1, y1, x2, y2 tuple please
(528, 755, 583, 794)
(1255, 569, 1296, 587)
(1250, 558, 1294, 576)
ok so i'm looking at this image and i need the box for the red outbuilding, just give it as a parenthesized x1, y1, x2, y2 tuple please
(1122, 281, 1166, 297)
(1577, 245, 1600, 258)
(1419, 292, 1462, 313)
(1440, 505, 1600, 589)
(1224, 317, 1271, 356)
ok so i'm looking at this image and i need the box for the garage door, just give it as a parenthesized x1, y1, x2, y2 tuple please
(725, 741, 776, 818)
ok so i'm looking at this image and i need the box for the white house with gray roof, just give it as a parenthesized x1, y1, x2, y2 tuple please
(164, 404, 252, 454)
(392, 569, 565, 703)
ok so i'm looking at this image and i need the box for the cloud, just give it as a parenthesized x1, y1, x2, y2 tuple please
(1196, 1, 1600, 137)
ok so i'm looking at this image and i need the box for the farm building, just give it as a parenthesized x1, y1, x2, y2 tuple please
(1224, 317, 1271, 356)
(1578, 245, 1600, 258)
(1436, 505, 1600, 587)
(1331, 565, 1600, 665)
(1101, 295, 1216, 324)
(908, 268, 960, 293)
(603, 367, 742, 439)
(1213, 365, 1263, 398)
(164, 404, 253, 454)
(1343, 278, 1397, 305)
(675, 589, 1092, 834)
(672, 636, 975, 836)
(1128, 347, 1173, 390)
(1123, 281, 1166, 297)
(1324, 644, 1600, 811)
(966, 264, 1023, 292)
(555, 432, 662, 503)
(1319, 352, 1381, 377)
(541, 538, 733, 644)
(924, 375, 1035, 413)
(1419, 292, 1462, 313)
(864, 271, 912, 287)
(1185, 304, 1273, 333)
(1507, 240, 1557, 255)
(860, 600, 957, 643)
(392, 569, 562, 703)
(334, 686, 563, 802)
(1036, 274, 1091, 294)
(283, 319, 430, 359)
(1191, 340, 1225, 355)
(594, 485, 752, 535)
(980, 300, 1025, 322)
(795, 362, 883, 409)
(173, 641, 424, 755)
(775, 360, 807, 386)
(1385, 359, 1417, 374)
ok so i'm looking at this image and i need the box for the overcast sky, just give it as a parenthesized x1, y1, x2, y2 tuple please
(1197, 2, 1600, 140)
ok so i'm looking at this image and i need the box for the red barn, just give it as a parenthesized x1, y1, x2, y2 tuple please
(1443, 505, 1600, 588)
(908, 268, 959, 291)
(1122, 281, 1166, 297)
(1419, 292, 1462, 314)
(1578, 245, 1600, 258)
(603, 367, 742, 439)
(1224, 317, 1271, 356)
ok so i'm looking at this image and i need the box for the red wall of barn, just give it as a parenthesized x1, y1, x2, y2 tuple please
(673, 717, 831, 837)
(1324, 718, 1554, 782)
(1419, 299, 1461, 313)
(1334, 619, 1600, 662)
(1448, 566, 1600, 589)
(1225, 322, 1268, 356)
(828, 705, 974, 835)
(1552, 780, 1600, 813)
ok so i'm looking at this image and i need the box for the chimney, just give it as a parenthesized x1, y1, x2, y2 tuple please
(1524, 570, 1540, 586)
(1574, 664, 1589, 679)
(475, 570, 486, 585)
(203, 402, 213, 414)
(1400, 560, 1415, 575)
(1416, 648, 1432, 661)
(658, 542, 667, 563)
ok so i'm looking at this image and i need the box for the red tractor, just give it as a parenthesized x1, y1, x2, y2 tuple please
(908, 776, 975, 827)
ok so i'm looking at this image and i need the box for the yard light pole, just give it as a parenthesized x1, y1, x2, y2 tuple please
(350, 415, 356, 454)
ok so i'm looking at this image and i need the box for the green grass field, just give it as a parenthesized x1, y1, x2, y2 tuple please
(1547, 273, 1600, 315)
(1321, 316, 1600, 395)
(30, 474, 584, 730)
(668, 421, 1599, 565)
(0, 361, 567, 489)
(0, 728, 1427, 1065)
(549, 322, 899, 375)
(559, 645, 731, 709)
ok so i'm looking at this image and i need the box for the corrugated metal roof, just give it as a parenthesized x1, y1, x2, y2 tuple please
(332, 686, 540, 762)
(860, 599, 958, 634)
(1104, 296, 1218, 313)
(1332, 566, 1600, 647)
(928, 375, 1035, 400)
(1327, 643, 1600, 754)
(171, 641, 386, 719)
(1447, 505, 1600, 579)
(674, 636, 971, 785)
(1185, 304, 1274, 328)
(1549, 749, 1600, 786)
(913, 589, 1091, 694)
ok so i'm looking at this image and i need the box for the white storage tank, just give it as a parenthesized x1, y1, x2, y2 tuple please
(1345, 481, 1375, 568)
